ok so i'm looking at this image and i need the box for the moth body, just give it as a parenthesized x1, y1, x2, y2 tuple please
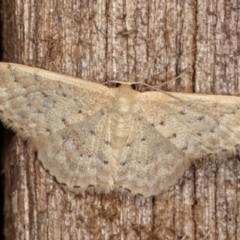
(109, 84, 138, 160)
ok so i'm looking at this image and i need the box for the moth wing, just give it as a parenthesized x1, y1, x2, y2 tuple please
(115, 115, 189, 197)
(137, 91, 240, 160)
(0, 63, 114, 147)
(38, 109, 118, 193)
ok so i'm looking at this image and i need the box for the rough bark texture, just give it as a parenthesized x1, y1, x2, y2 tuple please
(2, 0, 240, 239)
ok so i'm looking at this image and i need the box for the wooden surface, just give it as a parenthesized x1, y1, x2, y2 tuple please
(2, 0, 240, 239)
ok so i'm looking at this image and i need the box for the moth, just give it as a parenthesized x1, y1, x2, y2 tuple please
(0, 62, 240, 197)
